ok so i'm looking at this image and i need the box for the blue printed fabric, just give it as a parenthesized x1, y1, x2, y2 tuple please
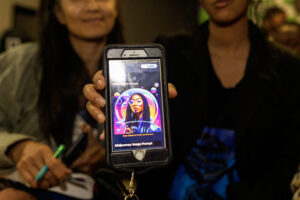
(169, 127, 240, 200)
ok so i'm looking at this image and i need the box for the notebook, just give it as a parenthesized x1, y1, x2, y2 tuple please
(2, 170, 94, 200)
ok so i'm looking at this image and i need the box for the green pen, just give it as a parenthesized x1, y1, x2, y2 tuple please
(35, 144, 65, 182)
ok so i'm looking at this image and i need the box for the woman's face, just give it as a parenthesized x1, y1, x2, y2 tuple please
(199, 0, 250, 26)
(55, 0, 118, 40)
(129, 95, 144, 114)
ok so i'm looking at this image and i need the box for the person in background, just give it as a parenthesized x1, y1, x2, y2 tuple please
(262, 7, 287, 37)
(291, 165, 300, 200)
(84, 0, 300, 199)
(0, 0, 123, 199)
(262, 6, 300, 54)
(295, 0, 300, 14)
(0, 29, 30, 53)
(271, 23, 300, 54)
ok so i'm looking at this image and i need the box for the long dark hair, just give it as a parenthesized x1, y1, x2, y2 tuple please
(125, 93, 151, 129)
(38, 0, 124, 148)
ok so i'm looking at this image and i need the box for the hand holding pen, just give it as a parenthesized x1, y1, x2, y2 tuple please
(35, 144, 66, 182)
(8, 141, 72, 189)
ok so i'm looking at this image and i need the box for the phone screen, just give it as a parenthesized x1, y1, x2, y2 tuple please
(108, 59, 165, 152)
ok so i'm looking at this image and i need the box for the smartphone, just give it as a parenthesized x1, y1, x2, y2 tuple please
(103, 44, 171, 169)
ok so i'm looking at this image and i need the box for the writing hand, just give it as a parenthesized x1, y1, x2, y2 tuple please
(8, 141, 71, 189)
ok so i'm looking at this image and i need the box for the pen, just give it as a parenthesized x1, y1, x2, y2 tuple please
(35, 144, 65, 182)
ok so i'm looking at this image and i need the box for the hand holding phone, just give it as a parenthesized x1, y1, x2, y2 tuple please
(84, 74, 177, 125)
(84, 72, 107, 125)
(83, 46, 178, 170)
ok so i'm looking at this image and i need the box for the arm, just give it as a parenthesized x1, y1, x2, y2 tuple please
(0, 45, 38, 169)
(0, 44, 71, 188)
(0, 132, 34, 169)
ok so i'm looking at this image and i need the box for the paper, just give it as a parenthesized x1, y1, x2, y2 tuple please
(2, 170, 94, 200)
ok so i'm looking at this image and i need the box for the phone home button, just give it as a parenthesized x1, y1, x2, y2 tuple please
(133, 150, 146, 161)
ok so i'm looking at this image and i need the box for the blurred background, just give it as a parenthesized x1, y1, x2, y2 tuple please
(0, 0, 299, 54)
(0, 0, 197, 49)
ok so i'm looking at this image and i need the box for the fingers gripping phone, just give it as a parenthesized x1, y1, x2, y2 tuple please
(103, 44, 172, 169)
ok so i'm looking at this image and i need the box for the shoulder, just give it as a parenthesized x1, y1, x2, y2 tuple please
(156, 31, 194, 52)
(155, 22, 208, 52)
(268, 41, 300, 78)
(267, 39, 300, 61)
(0, 42, 40, 76)
(155, 23, 208, 69)
(0, 43, 41, 101)
(155, 33, 195, 84)
(263, 41, 300, 98)
(250, 22, 300, 85)
(249, 22, 300, 76)
(0, 42, 38, 61)
(0, 42, 39, 73)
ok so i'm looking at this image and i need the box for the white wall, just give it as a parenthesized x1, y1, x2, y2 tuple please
(0, 0, 39, 37)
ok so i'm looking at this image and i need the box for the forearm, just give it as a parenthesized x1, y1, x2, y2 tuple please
(0, 132, 34, 168)
(6, 140, 33, 163)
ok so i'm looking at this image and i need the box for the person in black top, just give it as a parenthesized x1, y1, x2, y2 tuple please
(84, 0, 300, 199)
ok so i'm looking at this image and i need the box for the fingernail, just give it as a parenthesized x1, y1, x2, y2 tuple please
(97, 113, 104, 122)
(96, 80, 102, 88)
(95, 97, 105, 106)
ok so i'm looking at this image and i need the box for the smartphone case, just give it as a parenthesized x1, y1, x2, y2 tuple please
(103, 44, 172, 170)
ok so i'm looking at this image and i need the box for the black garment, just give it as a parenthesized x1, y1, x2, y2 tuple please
(137, 21, 300, 200)
(206, 54, 238, 130)
(168, 56, 240, 199)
